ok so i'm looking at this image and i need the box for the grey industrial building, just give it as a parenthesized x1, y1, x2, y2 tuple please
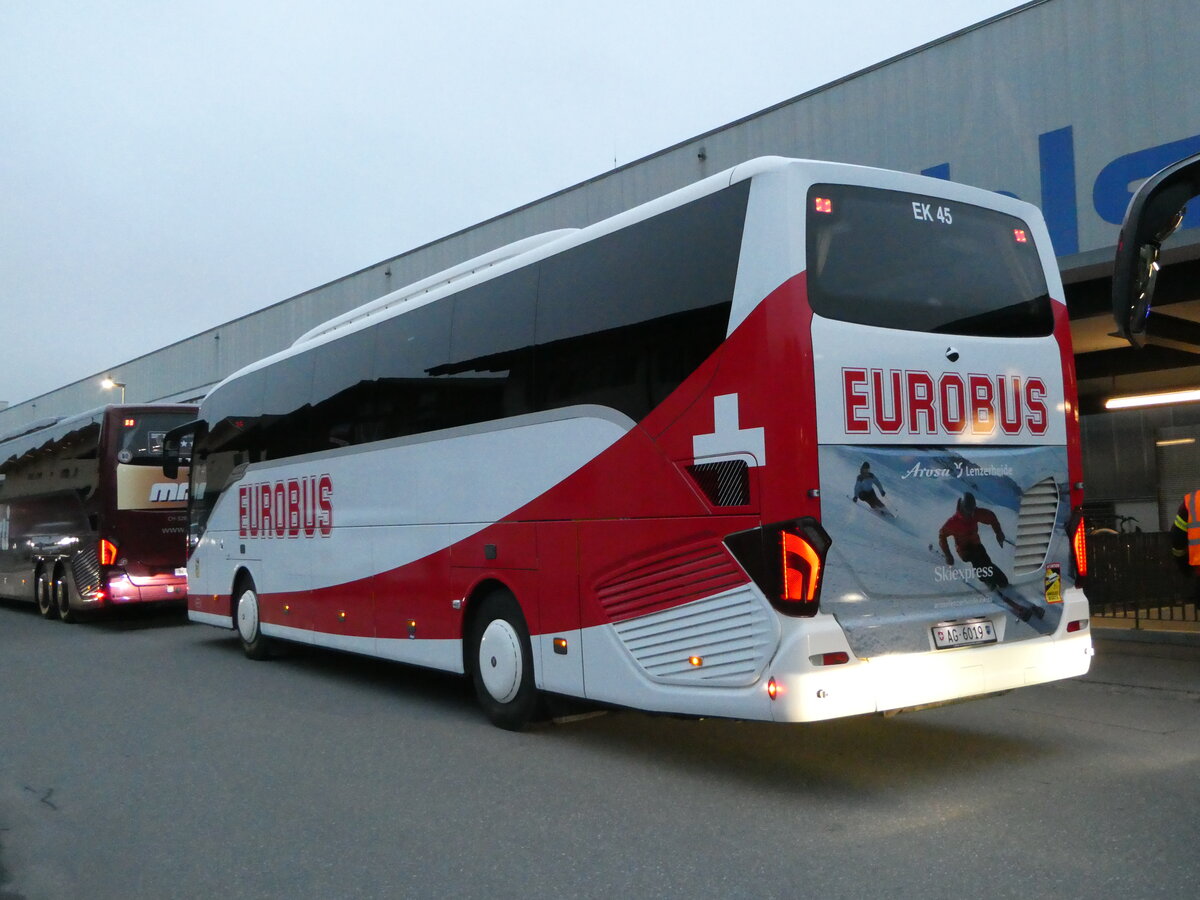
(3, 0, 1199, 534)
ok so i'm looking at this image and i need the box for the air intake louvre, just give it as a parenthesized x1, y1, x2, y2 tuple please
(611, 587, 779, 686)
(687, 460, 750, 506)
(594, 543, 746, 622)
(1013, 478, 1059, 575)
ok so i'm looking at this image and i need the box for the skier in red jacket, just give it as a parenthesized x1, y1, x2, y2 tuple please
(938, 491, 1009, 590)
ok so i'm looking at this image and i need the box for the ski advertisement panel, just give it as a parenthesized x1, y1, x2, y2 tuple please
(813, 316, 1073, 658)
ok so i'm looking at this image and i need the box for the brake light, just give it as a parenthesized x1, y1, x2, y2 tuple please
(725, 517, 831, 618)
(99, 539, 119, 566)
(782, 531, 822, 603)
(1072, 514, 1088, 577)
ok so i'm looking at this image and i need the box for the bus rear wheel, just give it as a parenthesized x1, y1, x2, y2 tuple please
(35, 569, 55, 620)
(53, 565, 77, 623)
(235, 580, 271, 660)
(469, 589, 540, 731)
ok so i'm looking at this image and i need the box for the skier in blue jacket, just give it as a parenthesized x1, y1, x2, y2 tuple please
(852, 462, 887, 511)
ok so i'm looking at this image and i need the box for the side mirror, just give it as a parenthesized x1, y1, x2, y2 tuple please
(1112, 152, 1200, 345)
(162, 420, 199, 480)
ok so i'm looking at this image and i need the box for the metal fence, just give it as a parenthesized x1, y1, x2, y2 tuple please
(1085, 531, 1199, 623)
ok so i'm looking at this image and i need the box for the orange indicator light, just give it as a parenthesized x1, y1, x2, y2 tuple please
(767, 677, 779, 700)
(688, 656, 703, 667)
(98, 539, 119, 566)
(338, 610, 347, 620)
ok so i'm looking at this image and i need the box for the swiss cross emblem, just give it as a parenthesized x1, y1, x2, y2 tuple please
(692, 393, 765, 467)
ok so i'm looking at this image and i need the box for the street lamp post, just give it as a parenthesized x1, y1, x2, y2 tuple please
(101, 377, 126, 404)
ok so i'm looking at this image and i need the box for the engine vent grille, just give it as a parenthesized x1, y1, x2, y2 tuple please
(611, 587, 779, 687)
(70, 545, 101, 596)
(1013, 478, 1060, 575)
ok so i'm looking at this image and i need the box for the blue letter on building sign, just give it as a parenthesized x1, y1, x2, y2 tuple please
(1039, 126, 1079, 256)
(1093, 133, 1200, 229)
(922, 128, 1080, 255)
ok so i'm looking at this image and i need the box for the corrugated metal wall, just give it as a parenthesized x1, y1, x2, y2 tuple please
(3, 0, 1199, 435)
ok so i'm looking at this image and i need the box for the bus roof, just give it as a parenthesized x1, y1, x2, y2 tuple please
(0, 404, 194, 472)
(204, 155, 1052, 403)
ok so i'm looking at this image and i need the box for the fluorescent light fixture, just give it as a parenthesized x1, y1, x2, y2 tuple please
(1155, 437, 1196, 447)
(1105, 388, 1200, 410)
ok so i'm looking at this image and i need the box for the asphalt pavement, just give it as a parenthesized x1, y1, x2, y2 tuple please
(1087, 628, 1200, 694)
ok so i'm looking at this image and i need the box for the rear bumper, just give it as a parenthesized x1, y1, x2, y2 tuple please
(102, 573, 188, 606)
(767, 588, 1093, 722)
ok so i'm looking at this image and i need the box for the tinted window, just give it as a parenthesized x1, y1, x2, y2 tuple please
(261, 352, 315, 460)
(805, 184, 1053, 337)
(311, 327, 374, 407)
(437, 265, 538, 421)
(368, 300, 454, 441)
(200, 367, 266, 458)
(308, 327, 377, 452)
(536, 182, 749, 420)
(113, 412, 194, 464)
(196, 182, 749, 461)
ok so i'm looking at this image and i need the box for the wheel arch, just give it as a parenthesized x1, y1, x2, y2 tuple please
(231, 565, 257, 598)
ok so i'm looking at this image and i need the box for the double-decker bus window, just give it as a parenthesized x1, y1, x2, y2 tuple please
(806, 184, 1053, 337)
(536, 182, 749, 420)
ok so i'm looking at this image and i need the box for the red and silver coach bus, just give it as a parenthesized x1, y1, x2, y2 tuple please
(0, 404, 195, 621)
(179, 157, 1091, 728)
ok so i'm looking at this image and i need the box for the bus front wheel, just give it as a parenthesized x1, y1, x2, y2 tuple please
(469, 589, 540, 731)
(235, 580, 271, 660)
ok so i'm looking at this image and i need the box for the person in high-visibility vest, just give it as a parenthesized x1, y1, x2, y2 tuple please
(1169, 490, 1200, 572)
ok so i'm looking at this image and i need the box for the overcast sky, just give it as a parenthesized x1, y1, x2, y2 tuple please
(1, 0, 1021, 407)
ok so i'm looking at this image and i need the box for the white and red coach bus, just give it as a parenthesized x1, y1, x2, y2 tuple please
(0, 405, 195, 621)
(177, 157, 1092, 728)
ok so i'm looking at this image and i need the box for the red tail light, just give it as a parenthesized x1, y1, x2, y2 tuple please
(726, 518, 831, 618)
(782, 530, 822, 604)
(99, 539, 119, 566)
(1071, 513, 1088, 578)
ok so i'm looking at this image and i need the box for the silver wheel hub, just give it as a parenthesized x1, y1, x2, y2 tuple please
(236, 590, 259, 643)
(478, 619, 522, 704)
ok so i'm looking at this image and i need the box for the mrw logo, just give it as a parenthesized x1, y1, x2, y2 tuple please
(150, 483, 189, 503)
